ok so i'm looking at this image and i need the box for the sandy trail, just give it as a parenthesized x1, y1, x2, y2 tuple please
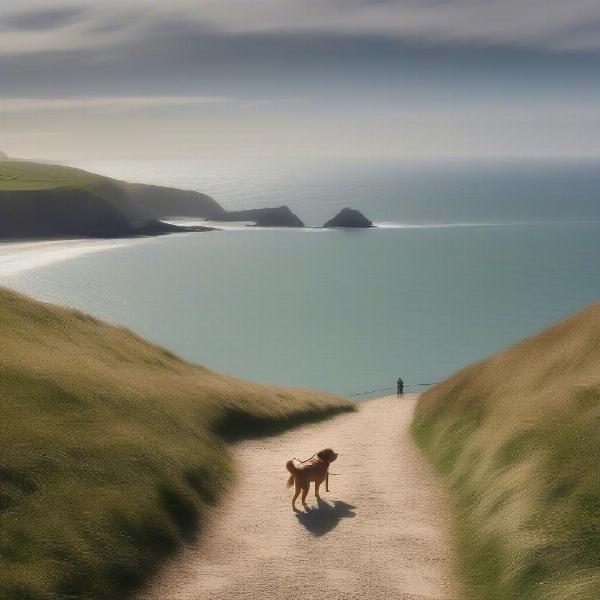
(139, 395, 456, 599)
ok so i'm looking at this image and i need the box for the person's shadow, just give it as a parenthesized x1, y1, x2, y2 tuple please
(295, 499, 356, 536)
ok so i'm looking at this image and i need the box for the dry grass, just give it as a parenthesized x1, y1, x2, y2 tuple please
(0, 287, 353, 600)
(412, 303, 600, 600)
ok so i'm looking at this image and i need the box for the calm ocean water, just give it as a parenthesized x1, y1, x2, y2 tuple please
(2, 158, 600, 397)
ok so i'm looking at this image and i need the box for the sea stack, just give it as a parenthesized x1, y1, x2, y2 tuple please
(0, 150, 8, 161)
(323, 207, 374, 228)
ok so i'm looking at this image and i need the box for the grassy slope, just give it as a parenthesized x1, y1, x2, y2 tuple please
(413, 304, 600, 600)
(0, 287, 353, 600)
(0, 160, 224, 218)
(0, 161, 226, 238)
(0, 162, 153, 237)
(0, 161, 104, 190)
(0, 161, 306, 228)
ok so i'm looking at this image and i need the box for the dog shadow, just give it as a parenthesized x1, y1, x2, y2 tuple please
(295, 499, 356, 536)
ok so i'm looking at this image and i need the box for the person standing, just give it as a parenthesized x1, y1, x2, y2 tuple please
(397, 377, 404, 397)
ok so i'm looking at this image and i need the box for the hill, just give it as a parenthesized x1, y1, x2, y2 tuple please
(413, 304, 600, 600)
(0, 161, 217, 238)
(0, 286, 353, 599)
(0, 160, 305, 238)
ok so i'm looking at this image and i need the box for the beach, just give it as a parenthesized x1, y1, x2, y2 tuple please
(0, 238, 139, 277)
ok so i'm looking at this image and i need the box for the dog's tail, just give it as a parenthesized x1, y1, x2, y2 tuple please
(285, 459, 297, 488)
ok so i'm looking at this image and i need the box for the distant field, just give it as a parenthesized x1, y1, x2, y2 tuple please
(0, 161, 104, 190)
(413, 304, 600, 600)
(0, 287, 353, 600)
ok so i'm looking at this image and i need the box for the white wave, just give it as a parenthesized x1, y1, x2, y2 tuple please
(165, 219, 327, 232)
(374, 220, 543, 230)
(166, 219, 255, 231)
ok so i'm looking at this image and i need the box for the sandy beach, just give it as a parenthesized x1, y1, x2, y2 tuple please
(0, 238, 140, 277)
(138, 394, 456, 599)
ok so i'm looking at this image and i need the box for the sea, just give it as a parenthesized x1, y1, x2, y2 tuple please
(1, 157, 600, 398)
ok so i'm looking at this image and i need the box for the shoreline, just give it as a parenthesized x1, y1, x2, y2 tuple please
(0, 238, 145, 277)
(0, 224, 220, 277)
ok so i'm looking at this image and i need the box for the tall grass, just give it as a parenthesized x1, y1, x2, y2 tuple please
(0, 287, 353, 599)
(412, 303, 600, 600)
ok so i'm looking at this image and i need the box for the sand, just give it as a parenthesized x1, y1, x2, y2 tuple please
(138, 395, 456, 599)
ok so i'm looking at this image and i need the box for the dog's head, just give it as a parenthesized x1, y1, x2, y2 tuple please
(317, 448, 338, 463)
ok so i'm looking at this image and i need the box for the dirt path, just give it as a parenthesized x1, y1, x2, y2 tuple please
(138, 395, 456, 599)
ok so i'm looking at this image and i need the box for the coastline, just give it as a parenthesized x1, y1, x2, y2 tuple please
(0, 238, 145, 277)
(0, 223, 318, 278)
(0, 222, 219, 277)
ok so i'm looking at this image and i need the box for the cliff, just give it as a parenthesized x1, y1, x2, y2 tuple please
(0, 160, 304, 237)
(0, 161, 214, 238)
(125, 182, 227, 221)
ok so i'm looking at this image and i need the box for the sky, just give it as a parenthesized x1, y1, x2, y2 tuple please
(1, 0, 600, 161)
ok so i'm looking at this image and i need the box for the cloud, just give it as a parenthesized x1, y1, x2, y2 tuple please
(1, 5, 87, 31)
(1, 0, 600, 57)
(1, 1, 599, 161)
(191, 0, 600, 52)
(0, 95, 235, 113)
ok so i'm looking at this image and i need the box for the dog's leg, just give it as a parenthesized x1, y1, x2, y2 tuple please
(325, 472, 329, 492)
(292, 481, 301, 510)
(301, 484, 309, 508)
(314, 480, 321, 499)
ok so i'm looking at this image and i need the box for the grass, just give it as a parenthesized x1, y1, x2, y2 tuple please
(412, 303, 600, 600)
(0, 160, 226, 236)
(0, 162, 105, 192)
(0, 286, 354, 599)
(0, 162, 104, 191)
(0, 161, 160, 237)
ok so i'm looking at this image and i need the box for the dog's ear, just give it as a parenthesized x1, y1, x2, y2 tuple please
(318, 448, 335, 462)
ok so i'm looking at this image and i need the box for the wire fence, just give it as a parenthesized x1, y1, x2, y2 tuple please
(344, 382, 438, 398)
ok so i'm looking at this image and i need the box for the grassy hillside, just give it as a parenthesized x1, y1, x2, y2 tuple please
(0, 287, 353, 600)
(0, 161, 157, 237)
(0, 161, 223, 237)
(0, 160, 306, 235)
(413, 304, 600, 600)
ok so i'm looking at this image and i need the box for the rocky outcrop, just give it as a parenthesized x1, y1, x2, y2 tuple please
(323, 207, 374, 228)
(0, 150, 8, 161)
(223, 206, 305, 227)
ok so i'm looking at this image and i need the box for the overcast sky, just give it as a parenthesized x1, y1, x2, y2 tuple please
(2, 0, 600, 160)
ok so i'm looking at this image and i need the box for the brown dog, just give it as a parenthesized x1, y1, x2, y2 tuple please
(286, 448, 338, 510)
